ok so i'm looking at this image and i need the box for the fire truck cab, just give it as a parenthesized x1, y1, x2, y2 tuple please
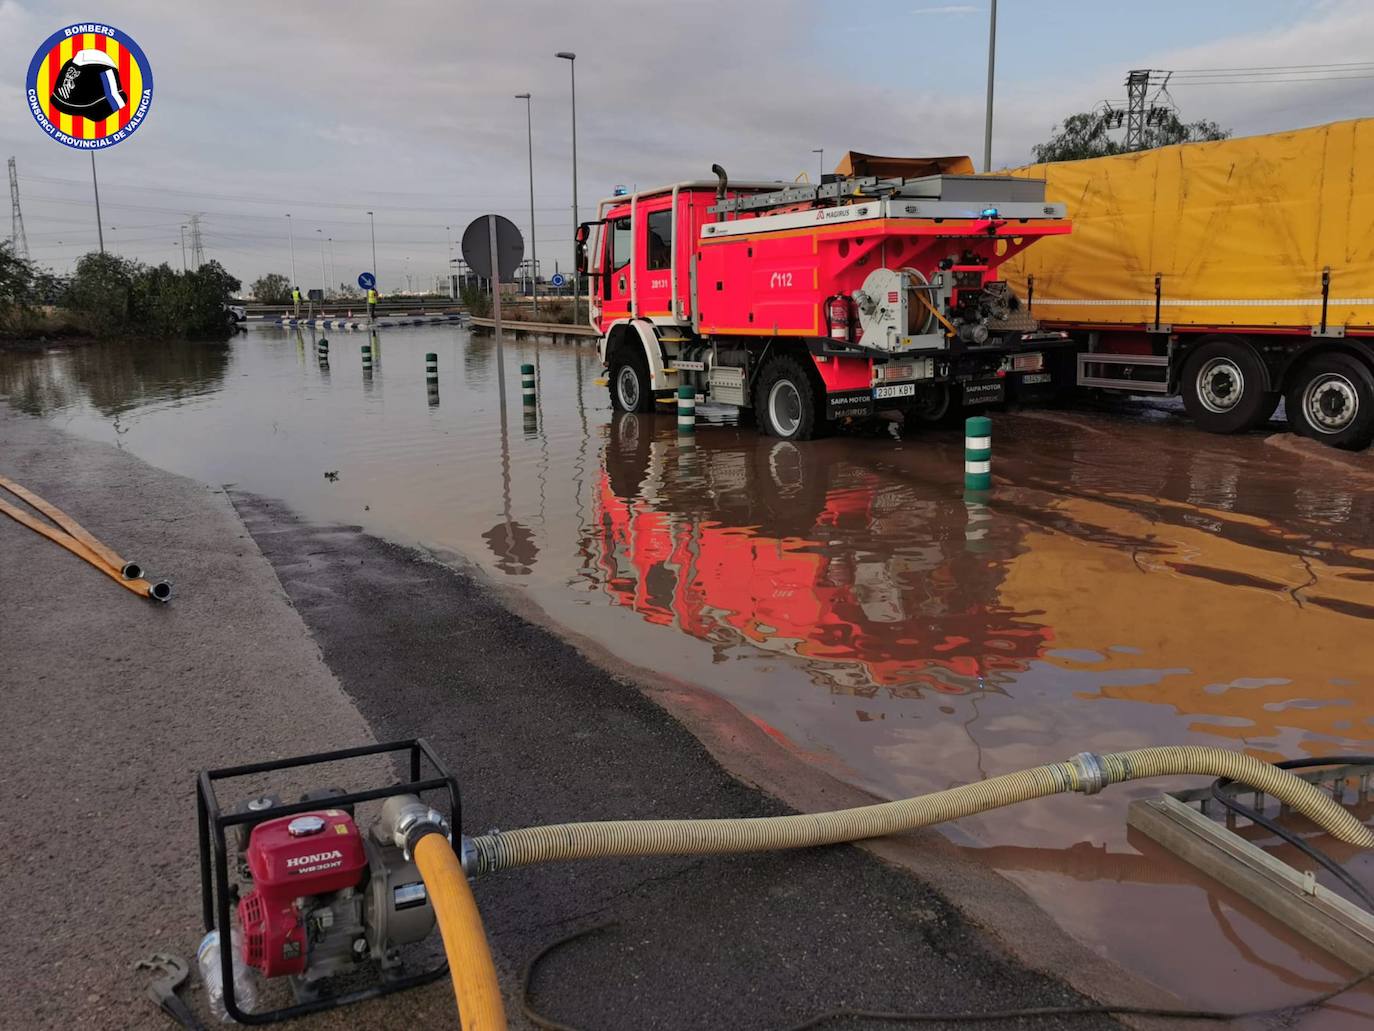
(577, 154, 1074, 440)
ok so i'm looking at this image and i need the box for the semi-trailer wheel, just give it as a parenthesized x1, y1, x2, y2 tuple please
(609, 348, 656, 414)
(1180, 338, 1273, 434)
(755, 355, 823, 441)
(1285, 351, 1374, 451)
(903, 383, 961, 431)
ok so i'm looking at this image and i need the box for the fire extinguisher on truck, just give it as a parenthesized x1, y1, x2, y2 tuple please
(575, 153, 1074, 440)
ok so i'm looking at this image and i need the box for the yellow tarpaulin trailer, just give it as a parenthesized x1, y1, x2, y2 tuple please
(988, 119, 1374, 450)
(1001, 118, 1374, 333)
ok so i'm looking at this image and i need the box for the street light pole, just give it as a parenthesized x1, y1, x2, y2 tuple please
(515, 91, 539, 317)
(445, 224, 453, 298)
(90, 153, 105, 255)
(556, 52, 579, 324)
(286, 214, 298, 312)
(983, 0, 997, 172)
(327, 236, 335, 295)
(812, 147, 824, 182)
(366, 210, 378, 288)
(317, 228, 326, 299)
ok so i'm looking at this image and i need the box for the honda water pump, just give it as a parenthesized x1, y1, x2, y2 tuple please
(196, 740, 460, 1023)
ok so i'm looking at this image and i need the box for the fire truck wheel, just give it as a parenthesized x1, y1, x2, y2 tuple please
(606, 412, 653, 498)
(756, 356, 822, 440)
(609, 349, 656, 413)
(1180, 338, 1271, 434)
(1285, 351, 1374, 450)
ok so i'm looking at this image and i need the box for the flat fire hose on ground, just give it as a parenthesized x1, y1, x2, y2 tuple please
(0, 474, 171, 602)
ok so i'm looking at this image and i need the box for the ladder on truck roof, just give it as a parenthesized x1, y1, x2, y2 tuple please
(709, 174, 1048, 217)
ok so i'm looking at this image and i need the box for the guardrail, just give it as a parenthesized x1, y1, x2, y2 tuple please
(467, 317, 597, 340)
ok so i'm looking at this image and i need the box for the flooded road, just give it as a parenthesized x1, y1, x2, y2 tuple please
(5, 327, 1374, 1021)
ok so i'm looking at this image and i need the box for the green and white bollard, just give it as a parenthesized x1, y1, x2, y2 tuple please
(361, 344, 372, 371)
(521, 363, 536, 407)
(316, 337, 329, 361)
(425, 352, 438, 383)
(964, 415, 991, 491)
(677, 384, 696, 435)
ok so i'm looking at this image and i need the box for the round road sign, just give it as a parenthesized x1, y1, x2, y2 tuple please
(358, 271, 376, 290)
(461, 215, 523, 282)
(550, 273, 566, 288)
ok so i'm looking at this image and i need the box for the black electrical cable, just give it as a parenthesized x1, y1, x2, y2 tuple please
(521, 923, 1374, 1029)
(1210, 756, 1374, 912)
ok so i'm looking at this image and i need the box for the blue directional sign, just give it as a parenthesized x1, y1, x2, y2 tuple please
(550, 273, 566, 288)
(358, 271, 376, 290)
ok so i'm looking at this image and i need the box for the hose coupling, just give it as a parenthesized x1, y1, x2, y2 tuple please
(1068, 752, 1107, 795)
(458, 836, 481, 877)
(379, 794, 450, 860)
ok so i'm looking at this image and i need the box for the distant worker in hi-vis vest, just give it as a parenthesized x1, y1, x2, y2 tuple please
(367, 288, 378, 321)
(291, 286, 301, 315)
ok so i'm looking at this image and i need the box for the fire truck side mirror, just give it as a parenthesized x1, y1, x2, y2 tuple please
(575, 220, 605, 278)
(575, 222, 591, 277)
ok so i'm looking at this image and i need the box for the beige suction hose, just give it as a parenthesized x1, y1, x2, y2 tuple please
(467, 746, 1374, 876)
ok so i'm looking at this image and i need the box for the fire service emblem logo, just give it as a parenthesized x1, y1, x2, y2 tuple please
(26, 23, 153, 150)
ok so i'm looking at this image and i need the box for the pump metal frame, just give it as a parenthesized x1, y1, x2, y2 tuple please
(196, 738, 461, 1024)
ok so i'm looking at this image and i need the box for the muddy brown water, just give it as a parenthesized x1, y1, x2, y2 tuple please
(5, 326, 1374, 1023)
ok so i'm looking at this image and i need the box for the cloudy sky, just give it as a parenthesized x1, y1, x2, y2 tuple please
(1, 0, 1371, 293)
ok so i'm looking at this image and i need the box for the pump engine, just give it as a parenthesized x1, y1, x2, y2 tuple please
(235, 801, 436, 985)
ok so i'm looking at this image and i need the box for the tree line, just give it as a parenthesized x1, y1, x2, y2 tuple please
(0, 243, 241, 341)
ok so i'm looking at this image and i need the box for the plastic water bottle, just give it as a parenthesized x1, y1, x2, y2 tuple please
(196, 929, 259, 1022)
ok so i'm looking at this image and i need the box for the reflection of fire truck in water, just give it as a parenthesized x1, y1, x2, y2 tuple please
(586, 414, 1051, 697)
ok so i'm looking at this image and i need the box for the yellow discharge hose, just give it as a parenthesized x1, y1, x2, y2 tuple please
(0, 473, 139, 577)
(412, 832, 508, 1031)
(468, 747, 1374, 875)
(0, 494, 169, 601)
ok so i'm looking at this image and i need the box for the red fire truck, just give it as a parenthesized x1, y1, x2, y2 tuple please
(576, 153, 1074, 439)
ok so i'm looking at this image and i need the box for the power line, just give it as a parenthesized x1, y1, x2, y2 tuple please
(17, 187, 561, 226)
(1170, 74, 1374, 86)
(16, 172, 576, 213)
(1170, 60, 1374, 73)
